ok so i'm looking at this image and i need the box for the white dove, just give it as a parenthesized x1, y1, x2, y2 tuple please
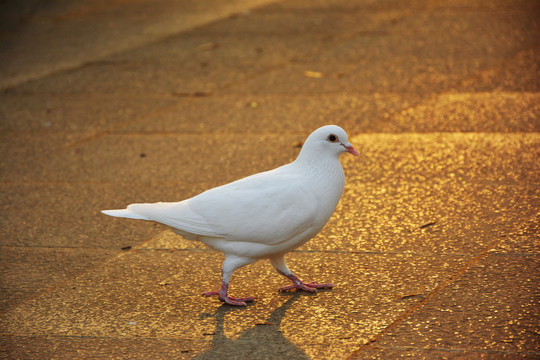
(102, 125, 358, 306)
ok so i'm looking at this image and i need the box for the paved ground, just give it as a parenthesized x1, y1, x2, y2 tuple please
(1, 0, 539, 359)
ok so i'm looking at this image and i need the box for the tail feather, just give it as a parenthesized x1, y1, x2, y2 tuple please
(101, 209, 150, 220)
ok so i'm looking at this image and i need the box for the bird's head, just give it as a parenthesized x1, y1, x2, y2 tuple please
(298, 125, 358, 160)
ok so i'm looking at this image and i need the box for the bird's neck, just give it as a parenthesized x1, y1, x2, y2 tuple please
(293, 153, 345, 182)
(293, 154, 346, 222)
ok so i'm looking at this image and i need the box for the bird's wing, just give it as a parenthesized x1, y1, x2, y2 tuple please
(128, 167, 319, 245)
(191, 169, 318, 244)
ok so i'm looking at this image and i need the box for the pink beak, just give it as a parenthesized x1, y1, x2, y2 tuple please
(342, 143, 359, 156)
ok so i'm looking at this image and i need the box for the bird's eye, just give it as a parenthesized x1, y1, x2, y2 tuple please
(327, 134, 338, 142)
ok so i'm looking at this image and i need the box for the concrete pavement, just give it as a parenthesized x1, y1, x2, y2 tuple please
(1, 0, 539, 359)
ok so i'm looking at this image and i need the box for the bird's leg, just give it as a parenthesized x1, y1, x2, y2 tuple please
(202, 282, 255, 306)
(270, 255, 333, 293)
(202, 255, 256, 306)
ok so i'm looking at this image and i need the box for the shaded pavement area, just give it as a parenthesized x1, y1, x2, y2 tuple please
(1, 0, 539, 358)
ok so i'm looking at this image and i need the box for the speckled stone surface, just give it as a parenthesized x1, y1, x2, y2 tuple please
(1, 0, 538, 359)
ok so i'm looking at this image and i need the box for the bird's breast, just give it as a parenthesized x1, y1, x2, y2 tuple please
(303, 166, 345, 222)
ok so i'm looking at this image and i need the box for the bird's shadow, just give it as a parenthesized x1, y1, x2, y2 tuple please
(192, 293, 311, 359)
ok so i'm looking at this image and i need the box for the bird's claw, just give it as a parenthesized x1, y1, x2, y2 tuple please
(220, 296, 254, 306)
(202, 291, 255, 306)
(279, 281, 334, 293)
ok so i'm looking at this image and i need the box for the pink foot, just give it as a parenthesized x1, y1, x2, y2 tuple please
(279, 281, 334, 293)
(202, 286, 255, 306)
(277, 271, 334, 293)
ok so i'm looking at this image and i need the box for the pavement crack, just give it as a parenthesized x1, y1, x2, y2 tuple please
(346, 239, 504, 359)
